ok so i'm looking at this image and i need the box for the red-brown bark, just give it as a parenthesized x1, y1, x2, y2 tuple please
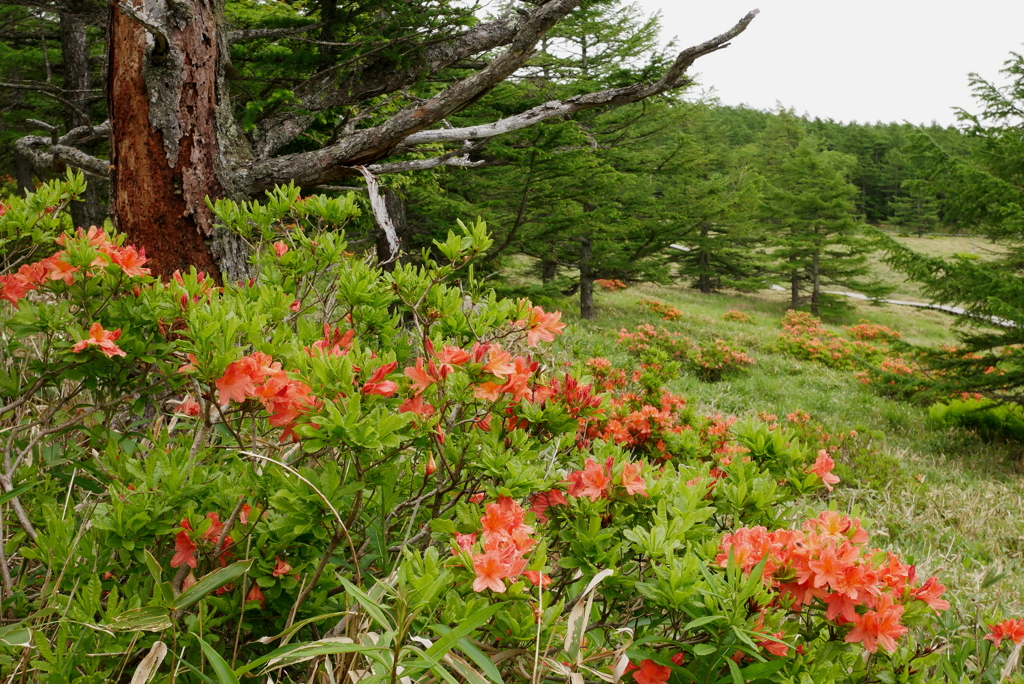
(107, 0, 224, 278)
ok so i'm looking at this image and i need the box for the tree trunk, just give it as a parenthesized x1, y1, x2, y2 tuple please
(541, 260, 557, 283)
(107, 0, 248, 281)
(13, 151, 34, 196)
(789, 256, 799, 310)
(579, 237, 595, 320)
(376, 188, 406, 271)
(811, 249, 820, 316)
(60, 11, 104, 228)
(698, 247, 711, 294)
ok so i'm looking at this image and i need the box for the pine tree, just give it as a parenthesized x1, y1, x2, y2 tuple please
(758, 112, 887, 315)
(890, 178, 940, 236)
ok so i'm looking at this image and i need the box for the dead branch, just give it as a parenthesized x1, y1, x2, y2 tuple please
(227, 22, 323, 44)
(403, 10, 759, 147)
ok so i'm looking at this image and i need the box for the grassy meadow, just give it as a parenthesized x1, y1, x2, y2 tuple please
(503, 236, 1024, 624)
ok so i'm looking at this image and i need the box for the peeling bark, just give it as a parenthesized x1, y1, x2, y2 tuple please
(107, 0, 247, 280)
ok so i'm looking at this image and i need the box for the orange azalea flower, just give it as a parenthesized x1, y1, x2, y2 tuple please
(0, 273, 37, 304)
(482, 346, 516, 378)
(572, 459, 611, 502)
(239, 503, 253, 525)
(808, 450, 840, 491)
(515, 304, 566, 347)
(246, 582, 266, 609)
(632, 659, 671, 684)
(911, 576, 950, 611)
(524, 570, 551, 587)
(807, 542, 858, 589)
(471, 550, 509, 593)
(40, 253, 78, 285)
(175, 395, 201, 417)
(399, 395, 435, 418)
(473, 381, 504, 401)
(307, 325, 355, 357)
(204, 512, 225, 544)
(71, 323, 126, 358)
(182, 571, 197, 591)
(171, 529, 197, 568)
(110, 245, 150, 277)
(362, 361, 398, 397)
(985, 618, 1024, 648)
(620, 462, 647, 496)
(844, 594, 907, 653)
(273, 241, 289, 257)
(529, 490, 567, 523)
(216, 358, 261, 404)
(272, 556, 292, 578)
(454, 532, 476, 552)
(404, 357, 439, 394)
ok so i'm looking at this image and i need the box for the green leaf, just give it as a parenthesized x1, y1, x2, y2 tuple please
(692, 644, 716, 657)
(107, 607, 172, 632)
(337, 577, 396, 632)
(255, 611, 348, 647)
(196, 635, 240, 684)
(235, 640, 390, 677)
(410, 604, 501, 671)
(171, 560, 253, 610)
(726, 657, 744, 684)
(0, 623, 32, 647)
(683, 615, 725, 631)
(430, 625, 504, 684)
(0, 483, 37, 508)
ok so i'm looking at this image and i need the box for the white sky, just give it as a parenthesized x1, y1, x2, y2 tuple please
(632, 0, 1024, 127)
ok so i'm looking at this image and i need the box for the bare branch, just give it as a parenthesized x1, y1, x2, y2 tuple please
(227, 22, 323, 44)
(252, 7, 532, 157)
(404, 10, 760, 147)
(14, 120, 112, 177)
(367, 155, 504, 175)
(244, 0, 583, 191)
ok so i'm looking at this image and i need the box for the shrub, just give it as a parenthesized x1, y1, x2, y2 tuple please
(844, 319, 903, 341)
(0, 180, 1013, 684)
(595, 278, 627, 291)
(639, 298, 684, 320)
(618, 324, 753, 382)
(774, 310, 883, 369)
(722, 309, 754, 323)
(929, 397, 1024, 441)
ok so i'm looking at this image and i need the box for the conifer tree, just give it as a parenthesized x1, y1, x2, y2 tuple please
(758, 112, 887, 314)
(890, 178, 941, 237)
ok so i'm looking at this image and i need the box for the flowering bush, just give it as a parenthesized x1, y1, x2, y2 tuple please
(618, 324, 753, 381)
(0, 179, 1016, 683)
(723, 309, 754, 323)
(596, 278, 628, 291)
(844, 319, 903, 341)
(639, 298, 684, 320)
(774, 310, 884, 369)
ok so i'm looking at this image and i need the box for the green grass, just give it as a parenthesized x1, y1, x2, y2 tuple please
(522, 271, 1024, 617)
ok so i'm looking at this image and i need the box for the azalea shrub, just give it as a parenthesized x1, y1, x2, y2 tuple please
(774, 310, 887, 369)
(723, 309, 754, 324)
(639, 298, 685, 321)
(618, 324, 754, 382)
(0, 179, 1019, 684)
(596, 278, 628, 291)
